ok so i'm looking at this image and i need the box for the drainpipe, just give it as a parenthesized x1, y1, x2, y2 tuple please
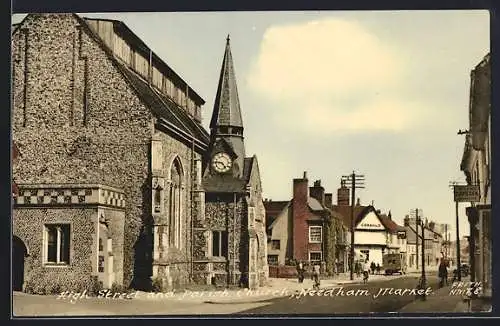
(190, 136, 195, 282)
(233, 193, 237, 285)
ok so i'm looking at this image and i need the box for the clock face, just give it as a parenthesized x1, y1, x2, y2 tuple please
(212, 152, 232, 173)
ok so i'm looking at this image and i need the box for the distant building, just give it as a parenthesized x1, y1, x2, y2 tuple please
(403, 216, 443, 271)
(333, 199, 404, 268)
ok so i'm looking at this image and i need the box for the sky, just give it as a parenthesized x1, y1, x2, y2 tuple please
(12, 11, 490, 238)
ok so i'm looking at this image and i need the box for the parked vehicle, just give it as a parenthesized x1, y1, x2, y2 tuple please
(383, 253, 404, 275)
(453, 263, 469, 280)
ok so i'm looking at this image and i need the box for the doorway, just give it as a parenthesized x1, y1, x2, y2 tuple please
(13, 236, 27, 291)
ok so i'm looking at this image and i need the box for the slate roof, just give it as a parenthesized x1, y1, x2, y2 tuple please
(17, 14, 211, 148)
(210, 36, 244, 129)
(119, 66, 209, 144)
(242, 157, 254, 181)
(264, 200, 290, 230)
(308, 197, 325, 211)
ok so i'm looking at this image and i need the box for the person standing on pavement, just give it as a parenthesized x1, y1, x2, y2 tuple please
(370, 262, 376, 275)
(376, 263, 381, 275)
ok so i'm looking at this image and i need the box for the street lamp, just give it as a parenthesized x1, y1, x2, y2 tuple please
(417, 215, 426, 301)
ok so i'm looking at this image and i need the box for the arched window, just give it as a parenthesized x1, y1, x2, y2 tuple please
(168, 158, 183, 248)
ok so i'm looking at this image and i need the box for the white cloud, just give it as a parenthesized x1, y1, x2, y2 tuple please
(247, 18, 435, 135)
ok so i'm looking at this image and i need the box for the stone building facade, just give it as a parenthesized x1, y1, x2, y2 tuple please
(12, 14, 267, 292)
(192, 37, 268, 289)
(460, 53, 491, 300)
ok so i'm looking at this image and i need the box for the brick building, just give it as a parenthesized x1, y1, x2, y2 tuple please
(11, 13, 267, 293)
(265, 173, 346, 274)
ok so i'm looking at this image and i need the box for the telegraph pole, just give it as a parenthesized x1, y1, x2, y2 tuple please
(416, 213, 419, 270)
(420, 213, 426, 300)
(412, 209, 420, 270)
(449, 181, 462, 281)
(342, 172, 365, 281)
(455, 199, 461, 281)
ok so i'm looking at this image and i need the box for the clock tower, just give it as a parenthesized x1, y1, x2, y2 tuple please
(204, 35, 245, 181)
(194, 36, 268, 289)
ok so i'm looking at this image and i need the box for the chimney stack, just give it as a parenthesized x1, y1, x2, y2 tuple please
(309, 180, 325, 206)
(337, 181, 350, 206)
(292, 172, 310, 261)
(325, 193, 333, 209)
(356, 198, 360, 206)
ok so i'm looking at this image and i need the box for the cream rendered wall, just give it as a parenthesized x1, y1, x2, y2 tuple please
(268, 205, 290, 265)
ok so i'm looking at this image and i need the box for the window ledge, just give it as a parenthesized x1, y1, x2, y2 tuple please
(44, 263, 70, 268)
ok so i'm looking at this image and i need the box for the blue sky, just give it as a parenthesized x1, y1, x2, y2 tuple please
(12, 11, 489, 237)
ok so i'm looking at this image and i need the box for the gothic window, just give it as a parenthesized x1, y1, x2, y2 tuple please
(168, 158, 183, 248)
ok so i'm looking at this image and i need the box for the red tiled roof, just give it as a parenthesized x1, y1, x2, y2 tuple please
(332, 205, 370, 229)
(379, 214, 400, 233)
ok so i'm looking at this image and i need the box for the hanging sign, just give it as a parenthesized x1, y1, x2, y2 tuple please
(454, 185, 480, 202)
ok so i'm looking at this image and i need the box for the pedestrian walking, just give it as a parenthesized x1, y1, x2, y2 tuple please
(438, 259, 448, 288)
(363, 259, 370, 284)
(297, 261, 305, 283)
(370, 262, 376, 275)
(312, 263, 321, 289)
(376, 263, 381, 275)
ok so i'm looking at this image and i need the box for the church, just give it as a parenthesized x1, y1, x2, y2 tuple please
(11, 13, 267, 293)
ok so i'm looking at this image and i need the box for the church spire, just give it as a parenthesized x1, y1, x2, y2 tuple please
(210, 35, 244, 132)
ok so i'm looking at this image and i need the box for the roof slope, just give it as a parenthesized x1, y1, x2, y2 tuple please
(209, 36, 244, 129)
(264, 200, 290, 230)
(119, 66, 209, 144)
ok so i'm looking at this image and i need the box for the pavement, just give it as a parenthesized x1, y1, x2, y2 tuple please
(398, 276, 492, 313)
(16, 274, 486, 316)
(131, 272, 407, 305)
